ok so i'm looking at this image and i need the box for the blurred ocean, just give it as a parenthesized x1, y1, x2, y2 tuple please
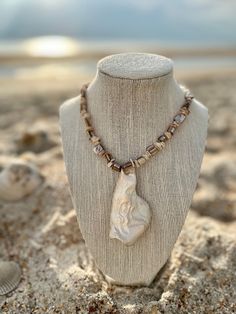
(0, 0, 235, 79)
(0, 38, 235, 80)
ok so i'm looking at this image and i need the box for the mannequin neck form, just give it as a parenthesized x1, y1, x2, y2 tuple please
(59, 53, 208, 286)
(87, 69, 185, 113)
(85, 52, 185, 115)
(83, 53, 188, 162)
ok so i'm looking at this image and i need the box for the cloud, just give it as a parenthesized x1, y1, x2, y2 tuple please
(121, 0, 162, 11)
(181, 0, 236, 19)
(117, 0, 236, 20)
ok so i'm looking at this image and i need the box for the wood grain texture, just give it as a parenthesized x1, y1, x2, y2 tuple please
(59, 53, 208, 286)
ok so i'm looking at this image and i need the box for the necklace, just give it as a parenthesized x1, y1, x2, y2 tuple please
(80, 83, 194, 246)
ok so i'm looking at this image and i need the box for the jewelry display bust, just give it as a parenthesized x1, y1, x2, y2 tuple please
(59, 53, 208, 286)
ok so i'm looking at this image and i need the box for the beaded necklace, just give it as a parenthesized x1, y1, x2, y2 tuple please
(79, 83, 194, 246)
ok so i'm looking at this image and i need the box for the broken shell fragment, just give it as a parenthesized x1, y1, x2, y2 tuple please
(110, 170, 151, 246)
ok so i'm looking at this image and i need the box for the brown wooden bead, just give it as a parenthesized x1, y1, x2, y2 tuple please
(143, 151, 152, 160)
(104, 152, 113, 162)
(182, 106, 190, 114)
(90, 136, 100, 145)
(153, 141, 164, 150)
(172, 121, 179, 127)
(179, 108, 189, 116)
(183, 102, 190, 109)
(111, 162, 121, 172)
(164, 131, 172, 140)
(80, 84, 89, 97)
(146, 144, 158, 156)
(87, 130, 94, 138)
(137, 156, 146, 166)
(107, 159, 115, 168)
(80, 108, 87, 116)
(84, 117, 92, 127)
(82, 112, 90, 119)
(86, 126, 94, 132)
(133, 159, 139, 168)
(86, 126, 94, 137)
(167, 125, 177, 135)
(158, 134, 167, 142)
(80, 97, 87, 112)
(122, 161, 133, 172)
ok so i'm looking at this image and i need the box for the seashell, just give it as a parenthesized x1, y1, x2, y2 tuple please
(0, 261, 21, 295)
(109, 170, 151, 246)
(0, 160, 44, 201)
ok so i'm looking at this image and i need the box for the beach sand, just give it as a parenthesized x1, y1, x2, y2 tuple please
(0, 70, 236, 313)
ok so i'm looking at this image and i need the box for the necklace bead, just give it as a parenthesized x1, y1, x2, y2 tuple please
(93, 144, 105, 156)
(107, 159, 115, 168)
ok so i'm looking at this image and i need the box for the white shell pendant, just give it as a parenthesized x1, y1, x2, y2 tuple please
(109, 170, 151, 246)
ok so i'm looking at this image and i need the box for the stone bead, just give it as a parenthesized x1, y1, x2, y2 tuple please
(174, 113, 186, 124)
(93, 144, 105, 156)
(111, 162, 121, 172)
(164, 131, 172, 140)
(146, 144, 158, 156)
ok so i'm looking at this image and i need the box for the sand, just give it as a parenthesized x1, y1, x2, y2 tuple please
(0, 72, 236, 313)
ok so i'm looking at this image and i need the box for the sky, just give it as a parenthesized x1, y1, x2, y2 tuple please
(0, 0, 235, 45)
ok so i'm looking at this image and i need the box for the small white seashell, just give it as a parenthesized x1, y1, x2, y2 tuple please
(109, 170, 151, 246)
(0, 261, 21, 296)
(0, 160, 44, 201)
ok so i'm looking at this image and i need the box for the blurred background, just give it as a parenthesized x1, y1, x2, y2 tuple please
(0, 1, 236, 311)
(0, 0, 236, 86)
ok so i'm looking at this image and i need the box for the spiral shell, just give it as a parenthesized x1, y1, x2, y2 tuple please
(0, 261, 21, 295)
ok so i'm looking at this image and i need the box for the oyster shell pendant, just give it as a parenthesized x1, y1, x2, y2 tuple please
(109, 170, 151, 246)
